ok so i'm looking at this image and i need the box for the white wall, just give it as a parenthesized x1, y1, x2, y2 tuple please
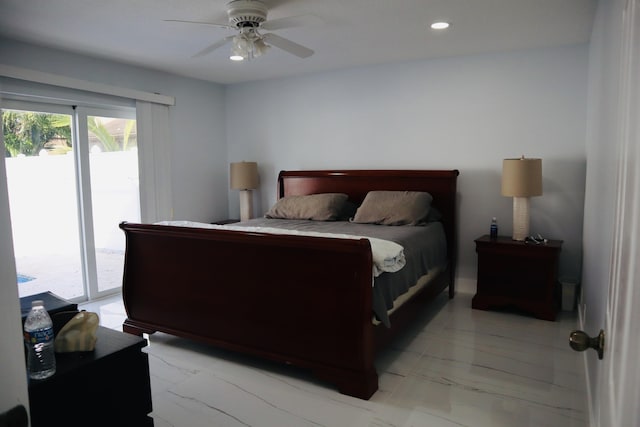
(0, 38, 229, 223)
(225, 45, 589, 289)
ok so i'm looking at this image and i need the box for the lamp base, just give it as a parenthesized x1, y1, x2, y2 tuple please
(239, 190, 253, 222)
(512, 196, 530, 241)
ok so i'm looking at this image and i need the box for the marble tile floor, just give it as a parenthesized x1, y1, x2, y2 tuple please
(80, 292, 587, 427)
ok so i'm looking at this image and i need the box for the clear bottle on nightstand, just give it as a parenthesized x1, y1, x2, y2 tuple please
(24, 300, 56, 380)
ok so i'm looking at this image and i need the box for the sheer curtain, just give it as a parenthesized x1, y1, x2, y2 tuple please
(136, 100, 173, 223)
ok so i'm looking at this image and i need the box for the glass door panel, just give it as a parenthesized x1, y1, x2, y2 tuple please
(2, 106, 85, 300)
(3, 102, 141, 302)
(86, 114, 140, 294)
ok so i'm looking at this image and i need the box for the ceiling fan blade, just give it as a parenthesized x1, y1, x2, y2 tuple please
(164, 19, 233, 30)
(192, 36, 235, 58)
(261, 14, 322, 31)
(262, 33, 313, 58)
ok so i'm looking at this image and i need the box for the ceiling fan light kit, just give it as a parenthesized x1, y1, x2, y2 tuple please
(172, 0, 314, 61)
(230, 27, 270, 60)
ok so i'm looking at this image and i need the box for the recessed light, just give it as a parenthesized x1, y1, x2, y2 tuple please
(430, 21, 450, 30)
(230, 55, 244, 61)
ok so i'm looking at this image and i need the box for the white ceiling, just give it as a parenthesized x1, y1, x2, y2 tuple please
(0, 0, 596, 85)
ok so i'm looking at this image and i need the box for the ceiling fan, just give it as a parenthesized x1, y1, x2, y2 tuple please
(166, 0, 314, 61)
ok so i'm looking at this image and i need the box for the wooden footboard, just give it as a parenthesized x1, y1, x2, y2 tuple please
(120, 222, 379, 399)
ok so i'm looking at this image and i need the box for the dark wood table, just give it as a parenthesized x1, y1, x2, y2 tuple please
(27, 326, 153, 426)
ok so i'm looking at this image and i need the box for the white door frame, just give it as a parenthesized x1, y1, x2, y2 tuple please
(74, 106, 138, 300)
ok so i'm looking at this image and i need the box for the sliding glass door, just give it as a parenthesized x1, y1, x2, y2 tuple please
(2, 101, 139, 301)
(3, 103, 84, 300)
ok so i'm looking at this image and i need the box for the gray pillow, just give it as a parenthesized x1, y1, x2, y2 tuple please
(265, 193, 349, 221)
(351, 191, 433, 226)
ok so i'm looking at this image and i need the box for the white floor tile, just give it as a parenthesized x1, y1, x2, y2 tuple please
(81, 291, 587, 427)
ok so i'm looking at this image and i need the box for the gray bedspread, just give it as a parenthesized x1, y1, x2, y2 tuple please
(234, 218, 447, 327)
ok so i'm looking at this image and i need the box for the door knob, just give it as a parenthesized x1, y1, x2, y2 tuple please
(569, 329, 604, 360)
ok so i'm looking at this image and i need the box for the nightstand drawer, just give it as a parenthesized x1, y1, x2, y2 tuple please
(477, 252, 554, 299)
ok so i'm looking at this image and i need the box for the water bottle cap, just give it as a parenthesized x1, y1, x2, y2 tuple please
(31, 300, 44, 308)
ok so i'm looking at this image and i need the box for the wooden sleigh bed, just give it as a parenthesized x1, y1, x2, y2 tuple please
(119, 169, 459, 399)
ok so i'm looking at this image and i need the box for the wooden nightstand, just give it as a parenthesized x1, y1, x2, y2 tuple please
(473, 235, 563, 321)
(28, 327, 152, 426)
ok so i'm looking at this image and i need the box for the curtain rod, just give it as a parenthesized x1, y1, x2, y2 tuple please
(0, 64, 175, 106)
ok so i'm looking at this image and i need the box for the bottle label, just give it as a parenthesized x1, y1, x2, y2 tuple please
(24, 328, 54, 344)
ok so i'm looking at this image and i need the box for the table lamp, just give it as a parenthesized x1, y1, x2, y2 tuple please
(501, 156, 542, 241)
(230, 161, 259, 222)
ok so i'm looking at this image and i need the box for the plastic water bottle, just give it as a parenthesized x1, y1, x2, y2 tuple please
(24, 300, 56, 380)
(490, 217, 498, 239)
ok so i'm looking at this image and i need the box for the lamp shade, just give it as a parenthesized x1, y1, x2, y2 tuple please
(230, 162, 259, 190)
(501, 157, 542, 197)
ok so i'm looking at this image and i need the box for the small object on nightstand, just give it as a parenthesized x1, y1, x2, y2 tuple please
(54, 311, 99, 353)
(490, 217, 498, 239)
(525, 234, 548, 245)
(211, 219, 240, 225)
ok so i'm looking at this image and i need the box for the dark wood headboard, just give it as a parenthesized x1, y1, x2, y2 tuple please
(277, 169, 460, 281)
